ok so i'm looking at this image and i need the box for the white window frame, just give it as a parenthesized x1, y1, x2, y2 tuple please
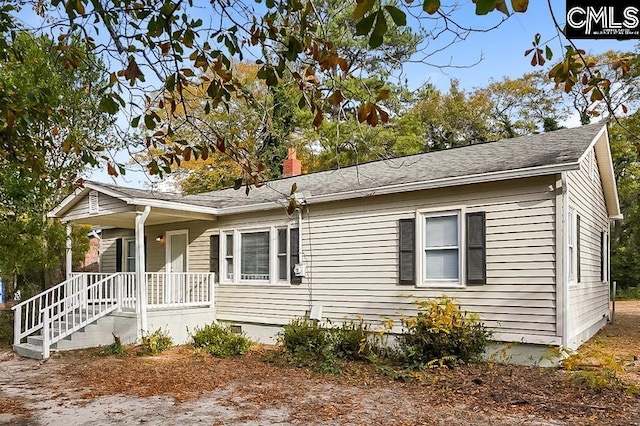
(219, 224, 293, 286)
(568, 207, 577, 287)
(221, 230, 235, 283)
(416, 207, 465, 289)
(123, 238, 136, 272)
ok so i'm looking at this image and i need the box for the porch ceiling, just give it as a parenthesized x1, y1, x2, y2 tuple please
(68, 207, 217, 228)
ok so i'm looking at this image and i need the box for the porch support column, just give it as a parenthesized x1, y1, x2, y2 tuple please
(65, 224, 73, 281)
(135, 206, 152, 339)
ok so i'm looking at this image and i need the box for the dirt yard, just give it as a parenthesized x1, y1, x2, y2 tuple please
(1, 303, 639, 426)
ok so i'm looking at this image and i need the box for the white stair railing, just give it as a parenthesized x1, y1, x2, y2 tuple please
(12, 274, 86, 346)
(40, 273, 123, 358)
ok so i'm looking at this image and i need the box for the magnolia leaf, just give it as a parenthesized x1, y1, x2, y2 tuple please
(423, 0, 440, 14)
(328, 90, 344, 106)
(376, 88, 390, 101)
(234, 178, 243, 190)
(312, 108, 323, 128)
(107, 162, 117, 176)
(290, 182, 298, 195)
(353, 0, 375, 19)
(475, 0, 496, 15)
(511, 0, 528, 13)
(369, 34, 383, 48)
(355, 13, 376, 36)
(495, 0, 509, 15)
(545, 46, 553, 60)
(384, 5, 407, 26)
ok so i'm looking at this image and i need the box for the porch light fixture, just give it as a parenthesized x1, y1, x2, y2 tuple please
(155, 234, 165, 243)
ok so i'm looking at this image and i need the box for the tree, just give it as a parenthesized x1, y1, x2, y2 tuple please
(609, 113, 640, 290)
(0, 0, 630, 186)
(477, 72, 568, 138)
(0, 32, 110, 295)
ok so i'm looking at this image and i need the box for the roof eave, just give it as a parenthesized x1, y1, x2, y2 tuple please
(216, 162, 581, 215)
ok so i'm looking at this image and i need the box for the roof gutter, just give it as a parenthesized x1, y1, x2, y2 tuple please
(216, 161, 582, 216)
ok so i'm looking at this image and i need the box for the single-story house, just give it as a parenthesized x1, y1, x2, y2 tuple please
(13, 123, 620, 363)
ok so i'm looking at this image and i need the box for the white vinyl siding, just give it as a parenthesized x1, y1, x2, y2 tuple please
(566, 147, 610, 349)
(65, 191, 134, 221)
(145, 176, 559, 345)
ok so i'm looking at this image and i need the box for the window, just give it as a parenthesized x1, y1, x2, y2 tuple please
(424, 212, 460, 283)
(240, 231, 270, 280)
(219, 227, 298, 284)
(601, 230, 609, 283)
(399, 210, 486, 287)
(568, 209, 581, 284)
(223, 232, 234, 281)
(125, 239, 136, 272)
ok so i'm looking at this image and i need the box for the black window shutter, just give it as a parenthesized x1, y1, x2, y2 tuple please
(577, 215, 581, 283)
(210, 234, 220, 282)
(466, 212, 486, 285)
(398, 218, 415, 284)
(600, 231, 605, 282)
(290, 228, 301, 284)
(115, 237, 123, 272)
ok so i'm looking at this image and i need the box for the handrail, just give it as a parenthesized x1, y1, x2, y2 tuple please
(12, 274, 85, 346)
(41, 273, 121, 358)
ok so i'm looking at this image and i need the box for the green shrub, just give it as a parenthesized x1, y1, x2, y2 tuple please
(0, 309, 13, 346)
(191, 322, 252, 357)
(279, 317, 379, 372)
(280, 318, 330, 362)
(331, 319, 375, 361)
(140, 328, 173, 356)
(616, 285, 640, 300)
(396, 297, 491, 368)
(102, 340, 128, 356)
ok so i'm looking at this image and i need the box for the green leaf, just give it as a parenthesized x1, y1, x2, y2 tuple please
(545, 46, 553, 61)
(511, 0, 528, 13)
(372, 10, 387, 37)
(355, 13, 376, 36)
(384, 6, 406, 26)
(98, 96, 119, 115)
(131, 116, 141, 128)
(353, 0, 375, 19)
(144, 114, 157, 131)
(423, 0, 440, 14)
(233, 178, 243, 190)
(475, 0, 496, 15)
(369, 34, 383, 48)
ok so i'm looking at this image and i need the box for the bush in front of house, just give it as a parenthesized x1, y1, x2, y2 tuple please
(279, 317, 379, 372)
(395, 297, 492, 368)
(190, 322, 252, 357)
(0, 309, 13, 346)
(140, 328, 173, 356)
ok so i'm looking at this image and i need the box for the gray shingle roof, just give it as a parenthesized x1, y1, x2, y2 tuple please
(200, 123, 604, 209)
(89, 124, 603, 210)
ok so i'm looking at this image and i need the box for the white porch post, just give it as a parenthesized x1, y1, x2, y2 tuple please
(65, 224, 73, 280)
(135, 206, 152, 338)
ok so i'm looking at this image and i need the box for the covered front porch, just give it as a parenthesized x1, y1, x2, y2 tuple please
(12, 182, 220, 359)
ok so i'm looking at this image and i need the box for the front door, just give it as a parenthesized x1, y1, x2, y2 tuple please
(166, 230, 188, 303)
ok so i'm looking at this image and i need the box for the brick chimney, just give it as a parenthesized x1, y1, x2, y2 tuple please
(283, 147, 302, 177)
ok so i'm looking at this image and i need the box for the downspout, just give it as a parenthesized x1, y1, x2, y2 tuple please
(561, 172, 570, 349)
(135, 206, 151, 338)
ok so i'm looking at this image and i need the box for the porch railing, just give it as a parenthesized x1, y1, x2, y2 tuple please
(13, 272, 214, 358)
(147, 272, 215, 309)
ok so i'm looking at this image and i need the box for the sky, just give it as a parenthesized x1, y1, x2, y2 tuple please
(21, 0, 635, 189)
